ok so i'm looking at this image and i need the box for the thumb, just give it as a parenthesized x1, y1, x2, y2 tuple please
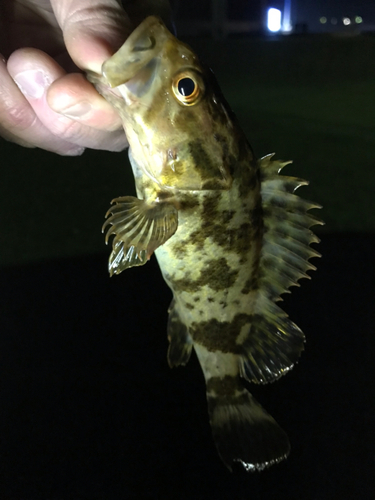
(50, 0, 132, 74)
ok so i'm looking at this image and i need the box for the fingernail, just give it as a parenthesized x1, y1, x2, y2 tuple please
(13, 70, 51, 99)
(58, 101, 93, 119)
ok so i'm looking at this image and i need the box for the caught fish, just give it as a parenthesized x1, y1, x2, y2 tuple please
(88, 16, 322, 471)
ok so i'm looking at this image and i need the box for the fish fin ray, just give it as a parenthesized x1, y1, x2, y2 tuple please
(102, 196, 178, 275)
(258, 154, 323, 302)
(237, 154, 320, 383)
(206, 376, 290, 471)
(238, 295, 305, 384)
(167, 300, 193, 367)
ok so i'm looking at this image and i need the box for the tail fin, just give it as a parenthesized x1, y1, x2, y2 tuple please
(206, 376, 290, 471)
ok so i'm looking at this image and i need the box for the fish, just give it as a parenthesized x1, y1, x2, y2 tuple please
(87, 16, 323, 472)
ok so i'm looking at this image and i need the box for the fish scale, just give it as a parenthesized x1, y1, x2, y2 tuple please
(88, 15, 323, 472)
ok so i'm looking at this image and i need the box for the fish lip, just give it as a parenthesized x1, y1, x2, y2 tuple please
(118, 57, 159, 99)
(101, 16, 170, 88)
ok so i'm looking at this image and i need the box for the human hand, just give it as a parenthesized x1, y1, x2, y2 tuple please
(0, 0, 132, 155)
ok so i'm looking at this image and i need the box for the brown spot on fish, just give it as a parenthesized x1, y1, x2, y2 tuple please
(241, 277, 257, 295)
(206, 374, 239, 396)
(185, 302, 195, 310)
(211, 222, 253, 256)
(157, 190, 174, 201)
(171, 240, 188, 258)
(202, 194, 220, 221)
(206, 375, 250, 406)
(172, 257, 238, 293)
(190, 313, 252, 352)
(222, 210, 235, 223)
(207, 391, 249, 409)
(178, 196, 200, 211)
(188, 139, 218, 182)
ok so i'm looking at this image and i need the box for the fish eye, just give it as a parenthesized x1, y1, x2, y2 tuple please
(178, 78, 195, 97)
(172, 71, 203, 106)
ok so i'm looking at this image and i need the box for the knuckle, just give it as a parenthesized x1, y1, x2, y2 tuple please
(54, 117, 83, 143)
(2, 102, 37, 132)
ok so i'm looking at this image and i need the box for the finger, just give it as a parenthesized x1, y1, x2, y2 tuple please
(0, 53, 83, 155)
(8, 48, 127, 152)
(47, 73, 123, 133)
(50, 0, 132, 74)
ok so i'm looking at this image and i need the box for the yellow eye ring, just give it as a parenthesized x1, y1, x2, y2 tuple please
(172, 71, 204, 106)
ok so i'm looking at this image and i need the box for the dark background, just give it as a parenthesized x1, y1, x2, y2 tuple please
(1, 31, 375, 500)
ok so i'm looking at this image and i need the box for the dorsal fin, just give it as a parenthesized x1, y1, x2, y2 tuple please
(238, 154, 323, 385)
(259, 153, 323, 302)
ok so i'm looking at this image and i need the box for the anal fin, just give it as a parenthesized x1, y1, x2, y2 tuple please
(167, 300, 193, 367)
(239, 295, 305, 384)
(102, 196, 178, 275)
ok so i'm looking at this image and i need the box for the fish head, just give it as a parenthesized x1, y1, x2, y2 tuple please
(97, 16, 239, 191)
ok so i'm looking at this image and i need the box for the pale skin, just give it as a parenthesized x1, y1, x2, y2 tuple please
(0, 0, 132, 155)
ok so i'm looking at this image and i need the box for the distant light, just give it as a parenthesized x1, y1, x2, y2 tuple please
(355, 16, 363, 24)
(267, 8, 282, 32)
(282, 22, 293, 33)
(320, 17, 327, 24)
(282, 0, 292, 33)
(343, 17, 351, 25)
(331, 17, 337, 25)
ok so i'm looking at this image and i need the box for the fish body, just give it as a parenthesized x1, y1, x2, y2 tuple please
(88, 16, 322, 471)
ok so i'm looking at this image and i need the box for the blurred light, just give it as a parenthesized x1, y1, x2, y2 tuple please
(282, 0, 292, 33)
(267, 8, 282, 32)
(355, 16, 363, 24)
(343, 17, 351, 25)
(320, 17, 327, 24)
(282, 22, 293, 33)
(331, 18, 337, 25)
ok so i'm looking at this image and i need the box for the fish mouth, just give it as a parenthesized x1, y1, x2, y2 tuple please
(120, 58, 158, 99)
(101, 16, 170, 88)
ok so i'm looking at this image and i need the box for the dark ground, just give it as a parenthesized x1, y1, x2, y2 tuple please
(1, 34, 375, 499)
(0, 234, 374, 499)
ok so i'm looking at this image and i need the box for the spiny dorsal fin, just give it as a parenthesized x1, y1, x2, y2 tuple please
(102, 196, 178, 275)
(238, 154, 323, 385)
(259, 154, 323, 302)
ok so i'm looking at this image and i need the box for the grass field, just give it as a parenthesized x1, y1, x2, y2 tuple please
(1, 34, 374, 267)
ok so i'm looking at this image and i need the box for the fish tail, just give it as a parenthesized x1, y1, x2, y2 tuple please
(205, 373, 290, 472)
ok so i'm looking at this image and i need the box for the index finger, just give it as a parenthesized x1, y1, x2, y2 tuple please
(50, 0, 132, 74)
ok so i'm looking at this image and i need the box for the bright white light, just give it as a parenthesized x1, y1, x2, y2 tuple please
(343, 17, 351, 25)
(282, 22, 293, 33)
(268, 8, 282, 32)
(282, 0, 292, 33)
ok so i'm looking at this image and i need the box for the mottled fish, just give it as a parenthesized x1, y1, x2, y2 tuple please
(88, 16, 322, 472)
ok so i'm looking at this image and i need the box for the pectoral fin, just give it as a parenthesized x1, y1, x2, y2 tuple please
(102, 196, 178, 275)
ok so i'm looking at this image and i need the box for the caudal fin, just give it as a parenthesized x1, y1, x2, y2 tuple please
(206, 377, 290, 471)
